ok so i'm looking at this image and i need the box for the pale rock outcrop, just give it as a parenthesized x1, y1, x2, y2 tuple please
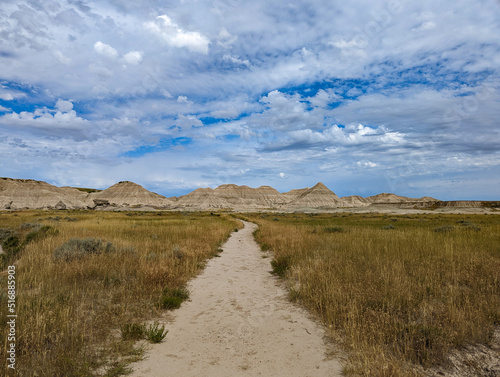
(175, 188, 229, 209)
(91, 181, 173, 208)
(176, 184, 287, 209)
(287, 182, 341, 208)
(281, 188, 310, 202)
(340, 195, 371, 207)
(0, 178, 94, 209)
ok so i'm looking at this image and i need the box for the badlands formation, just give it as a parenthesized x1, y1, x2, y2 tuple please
(0, 177, 498, 212)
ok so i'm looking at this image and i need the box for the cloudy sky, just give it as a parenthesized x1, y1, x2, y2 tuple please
(1, 0, 499, 199)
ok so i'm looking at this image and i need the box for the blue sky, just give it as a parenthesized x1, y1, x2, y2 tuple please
(0, 0, 499, 199)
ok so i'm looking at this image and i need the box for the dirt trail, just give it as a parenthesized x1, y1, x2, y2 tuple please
(130, 221, 342, 377)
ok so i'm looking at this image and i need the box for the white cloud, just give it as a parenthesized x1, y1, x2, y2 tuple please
(123, 51, 143, 65)
(223, 54, 251, 67)
(0, 93, 14, 101)
(0, 105, 11, 112)
(357, 161, 378, 168)
(54, 50, 72, 65)
(56, 99, 74, 112)
(217, 27, 237, 49)
(177, 95, 190, 103)
(145, 15, 210, 54)
(0, 87, 26, 101)
(94, 41, 119, 59)
(176, 114, 203, 129)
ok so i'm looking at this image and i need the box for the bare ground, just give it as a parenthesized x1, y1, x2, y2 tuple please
(130, 221, 343, 377)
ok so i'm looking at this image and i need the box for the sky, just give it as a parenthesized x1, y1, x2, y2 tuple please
(0, 0, 499, 200)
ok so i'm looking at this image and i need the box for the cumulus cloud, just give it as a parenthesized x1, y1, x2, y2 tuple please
(56, 99, 73, 112)
(0, 86, 26, 101)
(94, 41, 118, 59)
(145, 15, 210, 54)
(123, 51, 143, 65)
(0, 0, 499, 199)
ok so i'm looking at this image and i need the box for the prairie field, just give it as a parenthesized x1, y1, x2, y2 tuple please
(244, 212, 500, 376)
(0, 210, 240, 376)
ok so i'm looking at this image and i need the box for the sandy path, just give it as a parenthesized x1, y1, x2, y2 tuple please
(130, 221, 342, 377)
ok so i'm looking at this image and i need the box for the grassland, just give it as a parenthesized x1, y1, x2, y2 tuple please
(0, 210, 241, 376)
(244, 212, 500, 376)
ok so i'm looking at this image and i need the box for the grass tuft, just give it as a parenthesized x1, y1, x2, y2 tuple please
(145, 322, 168, 343)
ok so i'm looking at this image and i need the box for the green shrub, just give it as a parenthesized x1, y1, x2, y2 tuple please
(157, 287, 189, 309)
(382, 225, 396, 230)
(0, 228, 13, 241)
(120, 323, 146, 341)
(25, 225, 58, 244)
(20, 222, 41, 230)
(157, 296, 183, 309)
(54, 238, 115, 262)
(324, 226, 343, 233)
(146, 322, 168, 343)
(434, 225, 454, 233)
(271, 256, 291, 278)
(2, 235, 21, 256)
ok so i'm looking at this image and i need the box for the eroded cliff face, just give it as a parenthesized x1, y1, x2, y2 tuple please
(2, 177, 496, 212)
(0, 178, 94, 209)
(286, 182, 342, 208)
(175, 184, 287, 209)
(90, 181, 173, 207)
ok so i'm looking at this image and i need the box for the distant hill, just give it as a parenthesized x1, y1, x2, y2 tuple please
(3, 177, 496, 212)
(91, 181, 173, 207)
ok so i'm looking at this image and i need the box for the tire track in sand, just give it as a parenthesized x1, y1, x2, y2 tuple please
(131, 221, 342, 377)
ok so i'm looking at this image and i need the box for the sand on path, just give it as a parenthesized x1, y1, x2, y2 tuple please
(130, 221, 343, 377)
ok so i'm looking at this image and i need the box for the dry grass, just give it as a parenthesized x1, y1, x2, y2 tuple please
(244, 213, 500, 376)
(0, 210, 241, 376)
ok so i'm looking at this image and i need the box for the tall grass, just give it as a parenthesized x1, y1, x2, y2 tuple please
(246, 213, 500, 376)
(0, 210, 240, 376)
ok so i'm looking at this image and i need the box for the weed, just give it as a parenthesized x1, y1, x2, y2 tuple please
(157, 287, 189, 309)
(121, 323, 146, 341)
(146, 322, 168, 343)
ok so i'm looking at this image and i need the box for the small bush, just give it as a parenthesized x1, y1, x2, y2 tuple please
(146, 322, 168, 343)
(169, 288, 189, 300)
(157, 296, 183, 309)
(456, 220, 481, 231)
(271, 256, 291, 278)
(324, 226, 343, 233)
(25, 225, 58, 244)
(54, 238, 115, 262)
(0, 228, 13, 241)
(172, 245, 184, 259)
(20, 222, 41, 230)
(121, 323, 146, 341)
(434, 225, 454, 233)
(2, 235, 21, 256)
(157, 287, 189, 309)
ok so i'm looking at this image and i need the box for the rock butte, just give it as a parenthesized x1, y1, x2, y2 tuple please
(1, 177, 498, 211)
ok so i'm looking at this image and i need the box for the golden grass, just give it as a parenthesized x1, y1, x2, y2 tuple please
(244, 213, 500, 376)
(0, 210, 241, 376)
